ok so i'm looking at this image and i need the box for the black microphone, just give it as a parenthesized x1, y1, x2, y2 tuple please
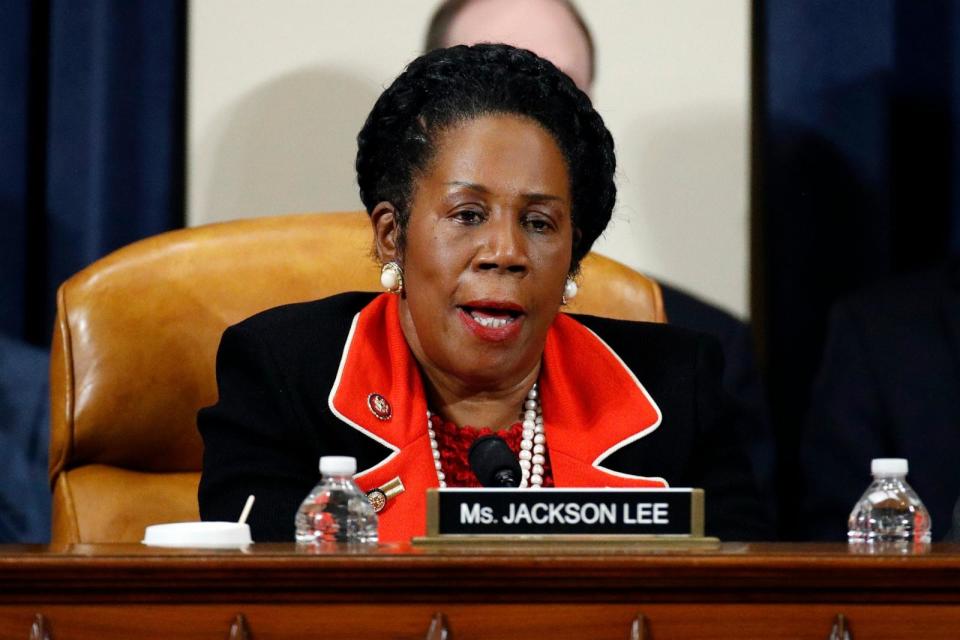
(468, 435, 522, 487)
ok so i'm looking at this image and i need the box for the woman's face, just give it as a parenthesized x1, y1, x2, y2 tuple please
(391, 114, 574, 390)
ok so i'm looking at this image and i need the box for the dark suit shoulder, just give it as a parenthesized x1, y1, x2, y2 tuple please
(233, 291, 377, 336)
(570, 312, 720, 372)
(837, 268, 949, 331)
(827, 268, 955, 372)
(660, 282, 747, 345)
(222, 291, 379, 395)
(571, 311, 709, 345)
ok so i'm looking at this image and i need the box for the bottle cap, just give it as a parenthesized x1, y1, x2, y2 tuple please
(319, 455, 357, 476)
(871, 458, 908, 477)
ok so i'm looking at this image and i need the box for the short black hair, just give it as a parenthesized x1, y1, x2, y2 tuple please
(355, 44, 615, 273)
(423, 0, 595, 85)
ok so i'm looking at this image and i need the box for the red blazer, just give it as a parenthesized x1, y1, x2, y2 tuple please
(330, 294, 668, 541)
(199, 292, 771, 541)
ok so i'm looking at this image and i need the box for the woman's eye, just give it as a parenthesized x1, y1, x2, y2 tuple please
(523, 215, 554, 233)
(453, 209, 484, 224)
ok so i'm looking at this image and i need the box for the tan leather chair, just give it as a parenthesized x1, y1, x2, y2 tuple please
(49, 211, 665, 543)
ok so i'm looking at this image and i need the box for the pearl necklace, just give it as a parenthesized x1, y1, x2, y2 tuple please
(428, 384, 546, 489)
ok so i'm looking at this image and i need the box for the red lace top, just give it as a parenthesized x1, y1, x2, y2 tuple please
(429, 414, 555, 487)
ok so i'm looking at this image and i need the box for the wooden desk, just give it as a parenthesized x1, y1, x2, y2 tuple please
(1, 543, 959, 639)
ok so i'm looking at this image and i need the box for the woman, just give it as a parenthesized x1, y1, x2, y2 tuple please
(199, 44, 770, 542)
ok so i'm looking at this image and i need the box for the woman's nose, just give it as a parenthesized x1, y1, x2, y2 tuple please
(475, 217, 530, 274)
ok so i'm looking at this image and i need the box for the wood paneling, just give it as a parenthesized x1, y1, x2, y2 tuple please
(1, 543, 959, 639)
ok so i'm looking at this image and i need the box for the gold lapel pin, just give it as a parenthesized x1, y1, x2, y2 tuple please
(366, 476, 405, 513)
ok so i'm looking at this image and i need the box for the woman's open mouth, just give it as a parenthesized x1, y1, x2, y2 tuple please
(457, 301, 525, 342)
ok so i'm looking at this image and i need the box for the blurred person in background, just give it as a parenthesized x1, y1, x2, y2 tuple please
(802, 260, 960, 542)
(0, 335, 50, 543)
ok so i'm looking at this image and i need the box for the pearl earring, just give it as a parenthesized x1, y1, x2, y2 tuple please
(380, 261, 404, 294)
(562, 277, 578, 305)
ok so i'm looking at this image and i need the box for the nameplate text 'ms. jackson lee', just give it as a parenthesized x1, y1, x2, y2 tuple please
(425, 488, 704, 537)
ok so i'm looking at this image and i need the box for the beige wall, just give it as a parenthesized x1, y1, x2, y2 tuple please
(188, 0, 750, 317)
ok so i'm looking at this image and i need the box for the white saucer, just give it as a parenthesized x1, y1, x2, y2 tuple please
(142, 521, 252, 549)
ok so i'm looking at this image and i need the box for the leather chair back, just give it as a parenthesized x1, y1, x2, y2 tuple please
(49, 211, 665, 543)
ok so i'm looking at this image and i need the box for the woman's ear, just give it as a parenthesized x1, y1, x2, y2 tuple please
(371, 202, 400, 263)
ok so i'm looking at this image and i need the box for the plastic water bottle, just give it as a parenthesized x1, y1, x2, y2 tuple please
(294, 456, 378, 545)
(848, 458, 931, 552)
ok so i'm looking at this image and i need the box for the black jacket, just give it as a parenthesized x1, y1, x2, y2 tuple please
(199, 292, 772, 542)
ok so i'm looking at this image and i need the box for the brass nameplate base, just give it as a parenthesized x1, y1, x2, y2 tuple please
(415, 487, 716, 547)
